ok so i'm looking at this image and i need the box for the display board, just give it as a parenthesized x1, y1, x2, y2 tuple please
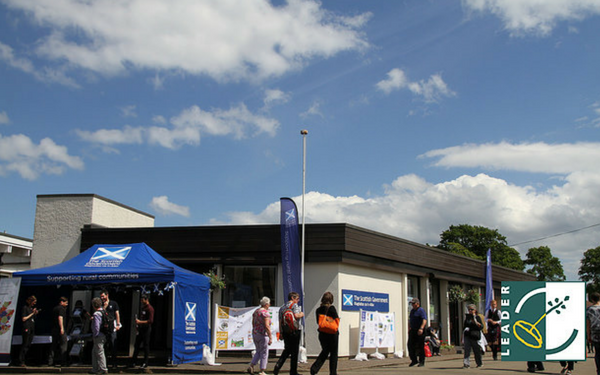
(214, 305, 284, 351)
(359, 310, 395, 349)
(0, 278, 21, 366)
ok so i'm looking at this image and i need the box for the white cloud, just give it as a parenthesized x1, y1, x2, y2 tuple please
(300, 100, 324, 118)
(376, 69, 456, 103)
(263, 89, 291, 109)
(0, 111, 9, 125)
(171, 104, 279, 139)
(147, 126, 200, 149)
(77, 103, 278, 150)
(0, 41, 80, 88)
(376, 68, 408, 94)
(216, 141, 600, 281)
(76, 125, 144, 145)
(3, 0, 370, 83)
(149, 74, 164, 90)
(462, 0, 600, 36)
(120, 105, 138, 118)
(152, 115, 167, 125)
(420, 141, 600, 174)
(150, 196, 190, 217)
(0, 133, 84, 180)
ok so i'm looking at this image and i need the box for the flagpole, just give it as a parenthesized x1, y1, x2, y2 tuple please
(300, 129, 307, 346)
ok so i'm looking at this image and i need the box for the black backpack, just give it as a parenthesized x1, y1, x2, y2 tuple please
(100, 309, 115, 335)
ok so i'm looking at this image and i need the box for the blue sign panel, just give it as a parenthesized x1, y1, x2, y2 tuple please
(341, 289, 389, 312)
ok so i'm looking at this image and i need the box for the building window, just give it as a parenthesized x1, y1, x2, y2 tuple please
(222, 266, 276, 308)
(407, 275, 420, 306)
(428, 278, 440, 327)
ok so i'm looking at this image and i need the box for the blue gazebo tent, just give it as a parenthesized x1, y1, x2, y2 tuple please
(14, 242, 210, 365)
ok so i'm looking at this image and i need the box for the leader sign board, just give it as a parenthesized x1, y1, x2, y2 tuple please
(342, 289, 389, 312)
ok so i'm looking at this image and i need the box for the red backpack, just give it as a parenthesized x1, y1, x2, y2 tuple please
(281, 302, 299, 333)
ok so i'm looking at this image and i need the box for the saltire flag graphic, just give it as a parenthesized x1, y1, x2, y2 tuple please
(485, 248, 494, 320)
(91, 246, 131, 260)
(501, 281, 585, 361)
(280, 198, 302, 308)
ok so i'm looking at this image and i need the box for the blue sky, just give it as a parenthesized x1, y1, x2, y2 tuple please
(1, 0, 600, 281)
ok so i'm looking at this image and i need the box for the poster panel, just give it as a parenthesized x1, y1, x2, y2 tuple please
(359, 310, 395, 349)
(215, 305, 284, 350)
(0, 277, 21, 366)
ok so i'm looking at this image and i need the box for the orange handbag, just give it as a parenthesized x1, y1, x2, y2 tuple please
(317, 307, 339, 334)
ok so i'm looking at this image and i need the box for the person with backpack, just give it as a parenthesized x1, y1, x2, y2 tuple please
(273, 292, 304, 375)
(91, 297, 108, 375)
(587, 292, 600, 375)
(310, 291, 340, 375)
(100, 289, 121, 369)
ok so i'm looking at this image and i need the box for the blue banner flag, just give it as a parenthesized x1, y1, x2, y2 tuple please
(280, 198, 302, 307)
(485, 248, 494, 318)
(172, 282, 210, 364)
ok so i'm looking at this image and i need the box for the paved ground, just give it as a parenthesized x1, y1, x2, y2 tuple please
(1, 353, 597, 374)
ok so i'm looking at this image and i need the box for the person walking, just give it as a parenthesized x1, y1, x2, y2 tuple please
(486, 299, 501, 360)
(559, 361, 575, 375)
(273, 292, 304, 375)
(407, 298, 427, 367)
(90, 297, 107, 375)
(310, 291, 340, 375)
(130, 294, 154, 369)
(587, 292, 600, 375)
(49, 296, 69, 367)
(463, 304, 483, 369)
(100, 289, 121, 369)
(19, 295, 39, 367)
(247, 297, 272, 375)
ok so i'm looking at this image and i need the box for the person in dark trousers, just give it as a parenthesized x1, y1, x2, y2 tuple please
(90, 297, 107, 375)
(100, 289, 121, 369)
(49, 297, 69, 367)
(310, 291, 340, 375)
(486, 299, 501, 360)
(462, 304, 483, 369)
(587, 292, 600, 375)
(407, 298, 427, 367)
(19, 295, 39, 367)
(559, 361, 575, 375)
(273, 292, 304, 375)
(130, 294, 154, 369)
(526, 361, 545, 373)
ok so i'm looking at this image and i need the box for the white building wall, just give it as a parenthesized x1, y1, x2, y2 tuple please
(31, 195, 154, 269)
(301, 263, 405, 357)
(91, 198, 154, 228)
(0, 233, 33, 276)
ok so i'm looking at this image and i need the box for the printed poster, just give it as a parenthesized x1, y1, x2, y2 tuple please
(0, 277, 21, 366)
(215, 305, 284, 351)
(359, 310, 395, 349)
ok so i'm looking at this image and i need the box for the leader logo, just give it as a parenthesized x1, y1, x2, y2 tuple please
(501, 282, 585, 361)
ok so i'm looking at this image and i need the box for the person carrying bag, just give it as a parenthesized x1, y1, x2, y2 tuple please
(310, 292, 340, 375)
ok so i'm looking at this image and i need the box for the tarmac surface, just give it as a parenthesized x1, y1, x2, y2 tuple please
(1, 353, 597, 375)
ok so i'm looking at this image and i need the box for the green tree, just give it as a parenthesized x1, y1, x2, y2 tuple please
(437, 224, 524, 271)
(524, 246, 566, 281)
(579, 246, 600, 293)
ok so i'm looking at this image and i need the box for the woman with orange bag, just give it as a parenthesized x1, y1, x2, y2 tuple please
(310, 292, 340, 375)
